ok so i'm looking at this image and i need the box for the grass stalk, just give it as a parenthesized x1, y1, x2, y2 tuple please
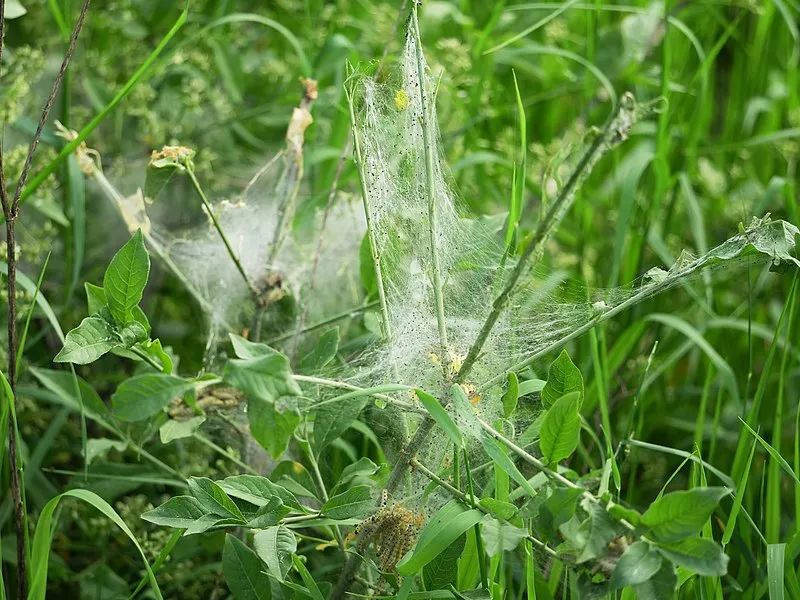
(462, 449, 488, 589)
(411, 4, 449, 360)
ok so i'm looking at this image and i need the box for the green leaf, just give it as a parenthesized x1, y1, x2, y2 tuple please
(480, 434, 536, 498)
(641, 487, 729, 543)
(418, 389, 463, 449)
(29, 489, 161, 600)
(479, 498, 518, 521)
(537, 486, 582, 538)
(222, 534, 272, 600)
(139, 338, 173, 373)
(610, 541, 663, 588)
(359, 234, 378, 296)
(559, 499, 618, 563)
(249, 397, 299, 459)
(313, 395, 367, 455)
(654, 537, 729, 576)
(118, 320, 148, 347)
(111, 374, 195, 422)
(740, 419, 800, 486)
(541, 349, 583, 409)
(332, 457, 379, 494)
(159, 415, 206, 444)
(322, 485, 373, 520)
(608, 502, 643, 527)
(539, 391, 581, 464)
(481, 516, 526, 556)
(132, 305, 151, 335)
(246, 496, 291, 528)
(292, 555, 325, 600)
(501, 372, 519, 418)
(54, 316, 120, 364)
(102, 229, 150, 325)
(423, 533, 465, 590)
(397, 500, 483, 576)
(85, 282, 107, 314)
(141, 496, 207, 529)
(767, 543, 786, 600)
(85, 438, 128, 464)
(224, 335, 300, 403)
(188, 477, 246, 521)
(450, 587, 492, 600)
(518, 378, 546, 397)
(632, 560, 678, 600)
(144, 149, 191, 200)
(254, 525, 297, 582)
(299, 328, 339, 371)
(30, 367, 111, 424)
(220, 475, 301, 510)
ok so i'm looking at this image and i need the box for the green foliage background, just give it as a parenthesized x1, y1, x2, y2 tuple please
(1, 0, 799, 597)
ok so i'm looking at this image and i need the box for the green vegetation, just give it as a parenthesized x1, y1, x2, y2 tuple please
(2, 1, 799, 598)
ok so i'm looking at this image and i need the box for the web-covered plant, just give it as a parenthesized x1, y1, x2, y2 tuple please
(48, 5, 800, 600)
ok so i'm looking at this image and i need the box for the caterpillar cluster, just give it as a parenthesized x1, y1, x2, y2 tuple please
(349, 490, 426, 574)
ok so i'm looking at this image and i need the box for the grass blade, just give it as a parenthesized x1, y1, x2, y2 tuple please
(16, 3, 189, 209)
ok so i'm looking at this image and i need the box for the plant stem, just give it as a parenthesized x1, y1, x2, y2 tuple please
(346, 85, 393, 341)
(410, 458, 558, 558)
(474, 414, 635, 532)
(267, 300, 378, 344)
(0, 2, 91, 594)
(185, 166, 260, 301)
(330, 416, 435, 600)
(295, 377, 421, 414)
(289, 137, 351, 356)
(411, 4, 449, 360)
(303, 439, 346, 551)
(131, 346, 166, 372)
(87, 161, 231, 328)
(455, 96, 634, 385)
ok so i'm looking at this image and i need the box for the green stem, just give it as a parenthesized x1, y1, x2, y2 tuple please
(295, 377, 420, 413)
(411, 4, 449, 360)
(302, 439, 346, 551)
(185, 166, 260, 301)
(131, 346, 166, 372)
(410, 458, 557, 558)
(346, 86, 393, 341)
(456, 96, 635, 385)
(267, 300, 378, 344)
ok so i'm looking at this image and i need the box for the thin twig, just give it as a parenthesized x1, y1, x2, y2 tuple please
(289, 137, 352, 356)
(267, 300, 378, 345)
(11, 0, 91, 214)
(185, 166, 260, 301)
(455, 96, 634, 385)
(346, 86, 393, 340)
(1, 2, 91, 596)
(411, 4, 448, 361)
